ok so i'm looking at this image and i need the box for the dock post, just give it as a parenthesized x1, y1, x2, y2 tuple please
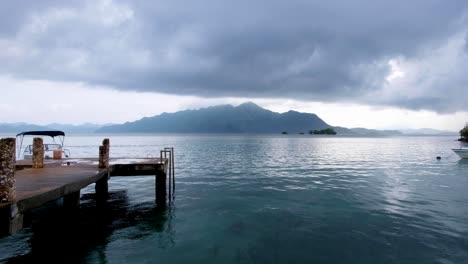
(0, 138, 23, 236)
(32, 137, 44, 169)
(0, 138, 16, 203)
(0, 203, 23, 236)
(155, 170, 167, 207)
(98, 138, 110, 169)
(96, 138, 110, 197)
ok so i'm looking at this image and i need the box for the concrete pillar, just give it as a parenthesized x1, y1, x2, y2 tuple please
(95, 175, 108, 197)
(0, 203, 23, 237)
(0, 138, 16, 203)
(97, 138, 110, 197)
(155, 171, 167, 207)
(32, 137, 44, 169)
(99, 138, 110, 169)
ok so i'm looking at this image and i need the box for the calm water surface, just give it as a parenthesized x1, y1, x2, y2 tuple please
(1, 134, 468, 263)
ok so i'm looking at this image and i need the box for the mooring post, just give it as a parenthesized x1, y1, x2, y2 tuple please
(0, 138, 23, 236)
(96, 138, 110, 197)
(32, 137, 44, 169)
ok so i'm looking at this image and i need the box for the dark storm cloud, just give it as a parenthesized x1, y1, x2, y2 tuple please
(465, 33, 468, 52)
(1, 0, 468, 112)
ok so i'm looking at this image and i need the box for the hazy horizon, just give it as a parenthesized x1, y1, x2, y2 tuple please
(0, 102, 462, 133)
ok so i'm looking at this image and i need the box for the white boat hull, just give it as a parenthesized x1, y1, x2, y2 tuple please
(452, 149, 468, 159)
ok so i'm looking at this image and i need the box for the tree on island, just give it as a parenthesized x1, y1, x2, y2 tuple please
(460, 123, 468, 141)
(309, 128, 337, 135)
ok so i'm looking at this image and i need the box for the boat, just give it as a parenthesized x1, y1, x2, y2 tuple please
(452, 140, 468, 159)
(452, 148, 468, 159)
(16, 130, 71, 160)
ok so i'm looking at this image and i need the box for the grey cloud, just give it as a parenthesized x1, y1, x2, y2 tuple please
(465, 32, 468, 52)
(1, 0, 468, 112)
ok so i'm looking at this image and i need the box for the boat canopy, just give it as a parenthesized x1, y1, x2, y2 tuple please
(16, 130, 67, 159)
(16, 131, 65, 138)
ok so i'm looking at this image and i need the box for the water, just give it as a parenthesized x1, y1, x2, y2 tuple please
(1, 134, 468, 263)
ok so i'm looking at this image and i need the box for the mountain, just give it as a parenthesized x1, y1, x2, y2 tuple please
(0, 123, 47, 133)
(45, 123, 105, 133)
(97, 102, 332, 134)
(1, 103, 454, 136)
(0, 123, 104, 134)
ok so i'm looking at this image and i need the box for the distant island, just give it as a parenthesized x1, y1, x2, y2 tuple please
(0, 102, 459, 136)
(310, 128, 337, 135)
(459, 124, 468, 142)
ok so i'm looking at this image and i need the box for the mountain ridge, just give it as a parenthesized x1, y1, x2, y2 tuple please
(0, 102, 457, 136)
(97, 102, 331, 134)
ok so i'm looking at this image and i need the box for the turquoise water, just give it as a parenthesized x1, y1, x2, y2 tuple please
(1, 135, 468, 263)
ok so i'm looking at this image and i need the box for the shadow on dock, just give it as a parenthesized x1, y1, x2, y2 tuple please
(2, 190, 175, 264)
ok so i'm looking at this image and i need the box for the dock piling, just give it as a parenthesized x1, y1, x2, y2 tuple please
(96, 139, 110, 197)
(0, 138, 23, 236)
(98, 138, 110, 169)
(155, 170, 167, 207)
(32, 137, 44, 169)
(0, 203, 23, 236)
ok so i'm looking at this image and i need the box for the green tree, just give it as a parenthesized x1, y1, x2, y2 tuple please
(460, 124, 468, 140)
(309, 128, 337, 135)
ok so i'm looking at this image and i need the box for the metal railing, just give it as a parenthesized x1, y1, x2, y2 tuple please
(160, 147, 175, 200)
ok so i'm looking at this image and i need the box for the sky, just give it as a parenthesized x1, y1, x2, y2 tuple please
(0, 0, 468, 130)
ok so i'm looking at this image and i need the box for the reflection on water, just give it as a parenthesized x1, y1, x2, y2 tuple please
(0, 135, 468, 263)
(2, 188, 175, 264)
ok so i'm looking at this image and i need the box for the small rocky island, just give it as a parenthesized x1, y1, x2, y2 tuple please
(309, 128, 337, 135)
(459, 123, 468, 142)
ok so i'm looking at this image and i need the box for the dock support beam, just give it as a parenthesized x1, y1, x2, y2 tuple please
(32, 137, 44, 169)
(0, 138, 16, 203)
(96, 139, 110, 197)
(63, 191, 81, 209)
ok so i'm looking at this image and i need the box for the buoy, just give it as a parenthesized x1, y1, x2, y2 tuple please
(436, 156, 441, 160)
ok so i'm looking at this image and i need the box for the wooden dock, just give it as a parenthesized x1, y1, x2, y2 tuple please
(0, 138, 175, 237)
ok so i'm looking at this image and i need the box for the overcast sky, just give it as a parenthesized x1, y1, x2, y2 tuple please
(1, 0, 467, 130)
